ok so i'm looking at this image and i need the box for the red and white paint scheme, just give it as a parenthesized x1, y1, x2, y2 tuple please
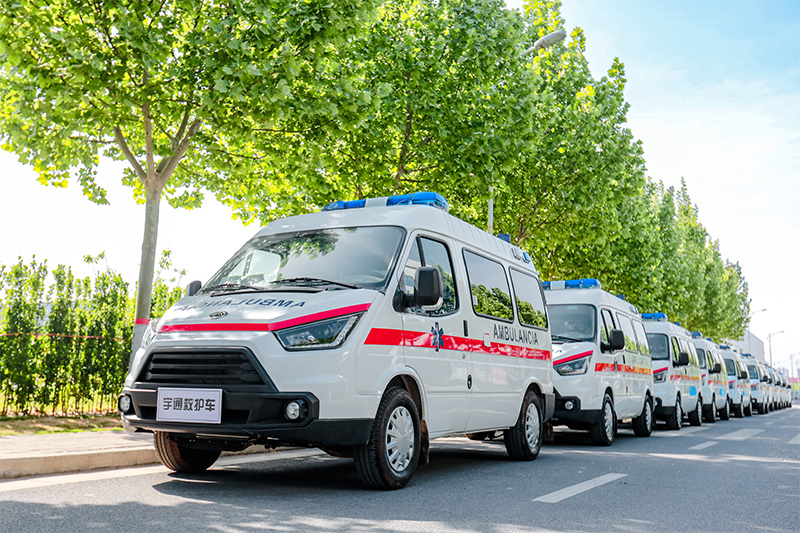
(118, 192, 553, 489)
(690, 333, 731, 422)
(642, 314, 703, 430)
(544, 279, 655, 445)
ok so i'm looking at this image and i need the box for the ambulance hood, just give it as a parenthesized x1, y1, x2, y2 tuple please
(156, 288, 378, 332)
(551, 342, 596, 364)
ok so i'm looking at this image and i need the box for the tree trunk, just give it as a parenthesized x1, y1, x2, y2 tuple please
(130, 186, 163, 359)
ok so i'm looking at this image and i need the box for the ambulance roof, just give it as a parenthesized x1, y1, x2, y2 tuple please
(255, 193, 539, 275)
(641, 315, 692, 338)
(543, 281, 640, 317)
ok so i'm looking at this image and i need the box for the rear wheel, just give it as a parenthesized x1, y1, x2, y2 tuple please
(666, 397, 682, 430)
(703, 397, 717, 423)
(589, 394, 616, 446)
(744, 402, 753, 416)
(688, 396, 702, 426)
(354, 387, 420, 490)
(504, 391, 543, 461)
(632, 397, 654, 437)
(154, 432, 221, 473)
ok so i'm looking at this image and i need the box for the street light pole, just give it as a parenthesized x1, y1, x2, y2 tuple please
(767, 330, 784, 366)
(487, 29, 566, 234)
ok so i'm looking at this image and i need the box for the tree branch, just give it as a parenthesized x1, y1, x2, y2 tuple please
(113, 126, 146, 182)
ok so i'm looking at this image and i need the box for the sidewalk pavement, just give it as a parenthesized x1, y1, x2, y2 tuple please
(0, 430, 268, 479)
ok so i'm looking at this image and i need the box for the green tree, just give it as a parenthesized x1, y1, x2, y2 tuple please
(0, 0, 375, 351)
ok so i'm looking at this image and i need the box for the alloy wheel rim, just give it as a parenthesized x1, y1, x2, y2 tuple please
(604, 402, 614, 440)
(525, 401, 541, 450)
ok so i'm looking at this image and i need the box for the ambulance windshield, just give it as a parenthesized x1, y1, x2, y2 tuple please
(204, 226, 405, 293)
(647, 334, 669, 360)
(548, 304, 596, 343)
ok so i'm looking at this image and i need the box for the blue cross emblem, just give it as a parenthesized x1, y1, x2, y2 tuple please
(431, 322, 444, 352)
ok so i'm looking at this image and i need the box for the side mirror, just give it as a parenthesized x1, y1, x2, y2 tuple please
(761, 376, 769, 383)
(413, 267, 443, 310)
(712, 363, 722, 374)
(602, 329, 625, 352)
(739, 373, 748, 381)
(186, 280, 202, 297)
(675, 351, 689, 367)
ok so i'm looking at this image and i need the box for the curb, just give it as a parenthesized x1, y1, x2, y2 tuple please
(0, 439, 275, 480)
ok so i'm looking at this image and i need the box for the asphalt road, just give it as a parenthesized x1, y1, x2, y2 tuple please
(2, 407, 799, 532)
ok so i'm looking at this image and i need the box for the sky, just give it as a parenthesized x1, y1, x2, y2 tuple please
(1, 1, 799, 374)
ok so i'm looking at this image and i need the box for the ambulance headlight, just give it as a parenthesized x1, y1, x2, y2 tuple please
(554, 355, 591, 376)
(654, 370, 668, 383)
(275, 313, 363, 351)
(140, 317, 163, 348)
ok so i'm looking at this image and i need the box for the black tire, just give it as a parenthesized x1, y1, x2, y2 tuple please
(719, 399, 730, 420)
(504, 391, 543, 460)
(589, 394, 616, 446)
(744, 402, 753, 417)
(734, 399, 744, 418)
(354, 387, 420, 490)
(632, 397, 654, 437)
(688, 396, 702, 426)
(703, 397, 717, 423)
(757, 402, 766, 415)
(666, 397, 682, 430)
(153, 432, 221, 473)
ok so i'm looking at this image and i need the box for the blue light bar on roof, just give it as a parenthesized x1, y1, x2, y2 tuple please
(541, 278, 601, 291)
(719, 345, 730, 350)
(322, 191, 449, 212)
(641, 312, 668, 321)
(691, 331, 702, 338)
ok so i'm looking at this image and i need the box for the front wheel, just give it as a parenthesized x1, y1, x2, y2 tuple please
(703, 397, 717, 423)
(744, 402, 753, 416)
(688, 396, 702, 426)
(153, 432, 221, 473)
(504, 391, 543, 460)
(734, 400, 744, 418)
(354, 387, 421, 490)
(632, 397, 654, 437)
(666, 397, 682, 430)
(719, 399, 730, 420)
(589, 394, 616, 446)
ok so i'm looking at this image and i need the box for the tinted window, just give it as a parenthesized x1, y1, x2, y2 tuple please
(403, 237, 458, 316)
(632, 319, 650, 355)
(600, 309, 616, 344)
(509, 269, 547, 329)
(463, 250, 513, 321)
(747, 364, 758, 378)
(724, 359, 736, 376)
(615, 313, 637, 352)
(647, 333, 669, 361)
(696, 348, 707, 368)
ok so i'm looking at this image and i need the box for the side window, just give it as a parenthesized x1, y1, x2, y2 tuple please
(671, 337, 682, 364)
(600, 309, 616, 344)
(696, 348, 707, 369)
(402, 236, 458, 316)
(615, 313, 637, 352)
(463, 250, 513, 321)
(509, 269, 547, 329)
(686, 342, 699, 366)
(632, 319, 650, 356)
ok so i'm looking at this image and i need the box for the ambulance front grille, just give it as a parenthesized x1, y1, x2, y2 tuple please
(139, 348, 269, 387)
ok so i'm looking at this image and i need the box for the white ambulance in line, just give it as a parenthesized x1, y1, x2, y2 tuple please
(118, 192, 554, 490)
(742, 354, 769, 415)
(690, 333, 730, 422)
(642, 314, 703, 430)
(720, 346, 752, 417)
(543, 279, 654, 445)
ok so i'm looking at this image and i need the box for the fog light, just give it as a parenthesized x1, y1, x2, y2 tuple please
(118, 394, 132, 414)
(564, 400, 575, 411)
(285, 400, 303, 420)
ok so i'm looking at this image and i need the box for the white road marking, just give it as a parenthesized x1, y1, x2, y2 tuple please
(533, 473, 628, 503)
(688, 441, 718, 451)
(788, 433, 800, 445)
(0, 449, 323, 494)
(715, 429, 764, 441)
(650, 426, 708, 437)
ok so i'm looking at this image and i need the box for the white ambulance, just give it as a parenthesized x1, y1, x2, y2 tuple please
(690, 333, 730, 422)
(543, 279, 654, 445)
(642, 314, 702, 430)
(119, 192, 554, 490)
(742, 354, 769, 415)
(720, 346, 751, 417)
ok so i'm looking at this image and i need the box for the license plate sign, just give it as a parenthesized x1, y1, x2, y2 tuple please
(156, 388, 222, 424)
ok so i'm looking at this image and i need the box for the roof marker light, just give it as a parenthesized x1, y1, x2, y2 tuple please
(691, 331, 702, 338)
(322, 191, 449, 212)
(641, 312, 668, 321)
(541, 278, 601, 290)
(498, 233, 511, 243)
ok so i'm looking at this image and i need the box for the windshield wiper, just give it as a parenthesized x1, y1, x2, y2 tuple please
(551, 334, 585, 343)
(272, 277, 359, 290)
(202, 283, 266, 294)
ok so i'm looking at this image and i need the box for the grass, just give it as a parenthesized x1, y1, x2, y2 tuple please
(0, 413, 123, 436)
